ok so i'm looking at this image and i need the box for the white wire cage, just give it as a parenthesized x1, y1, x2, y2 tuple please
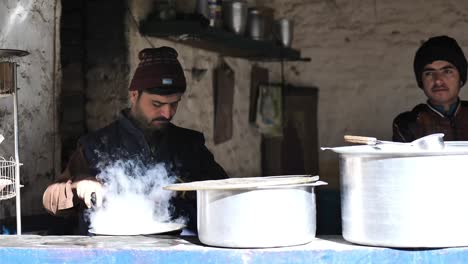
(0, 157, 20, 200)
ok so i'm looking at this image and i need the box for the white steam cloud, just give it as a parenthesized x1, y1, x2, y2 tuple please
(88, 159, 186, 235)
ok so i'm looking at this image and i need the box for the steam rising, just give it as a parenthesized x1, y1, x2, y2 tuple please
(89, 159, 185, 234)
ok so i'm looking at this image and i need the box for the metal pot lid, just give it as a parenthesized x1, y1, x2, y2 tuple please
(321, 141, 468, 156)
(89, 222, 184, 236)
(164, 175, 319, 191)
(0, 49, 29, 58)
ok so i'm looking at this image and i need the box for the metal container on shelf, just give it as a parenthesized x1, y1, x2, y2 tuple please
(274, 18, 294, 47)
(222, 0, 248, 35)
(246, 8, 265, 40)
(259, 6, 275, 40)
(208, 0, 223, 28)
(154, 0, 177, 20)
(196, 0, 209, 18)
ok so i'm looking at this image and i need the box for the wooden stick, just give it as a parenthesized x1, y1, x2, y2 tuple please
(344, 135, 377, 145)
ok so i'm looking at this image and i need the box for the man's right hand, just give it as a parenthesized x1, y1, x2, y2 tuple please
(71, 177, 103, 208)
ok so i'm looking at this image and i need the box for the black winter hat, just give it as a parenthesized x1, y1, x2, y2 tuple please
(129, 46, 186, 95)
(413, 35, 467, 88)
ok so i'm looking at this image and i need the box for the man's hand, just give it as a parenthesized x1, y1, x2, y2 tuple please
(71, 177, 103, 208)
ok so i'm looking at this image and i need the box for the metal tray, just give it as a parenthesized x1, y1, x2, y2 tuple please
(89, 222, 185, 236)
(0, 49, 29, 58)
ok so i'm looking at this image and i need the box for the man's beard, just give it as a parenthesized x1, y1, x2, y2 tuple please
(131, 105, 170, 133)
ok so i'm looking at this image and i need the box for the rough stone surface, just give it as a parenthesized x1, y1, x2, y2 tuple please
(85, 0, 129, 131)
(0, 0, 59, 218)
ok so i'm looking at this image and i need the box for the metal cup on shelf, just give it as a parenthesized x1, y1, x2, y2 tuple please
(274, 18, 294, 47)
(222, 0, 248, 34)
(246, 8, 265, 40)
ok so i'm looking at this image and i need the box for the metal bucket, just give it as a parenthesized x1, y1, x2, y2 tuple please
(326, 142, 468, 247)
(197, 182, 326, 248)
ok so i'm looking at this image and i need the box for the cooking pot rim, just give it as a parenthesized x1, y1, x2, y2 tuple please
(323, 141, 468, 156)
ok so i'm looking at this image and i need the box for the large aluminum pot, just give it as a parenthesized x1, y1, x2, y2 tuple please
(164, 176, 326, 248)
(197, 182, 325, 248)
(325, 142, 468, 247)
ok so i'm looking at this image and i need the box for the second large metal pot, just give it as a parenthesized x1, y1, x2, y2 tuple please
(326, 143, 468, 247)
(197, 182, 323, 248)
(164, 176, 326, 248)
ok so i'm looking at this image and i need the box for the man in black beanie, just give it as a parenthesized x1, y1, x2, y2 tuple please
(43, 46, 228, 235)
(393, 35, 468, 142)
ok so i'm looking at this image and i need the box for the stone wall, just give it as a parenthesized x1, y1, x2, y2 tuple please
(265, 0, 468, 188)
(0, 0, 59, 218)
(60, 0, 86, 169)
(126, 0, 262, 178)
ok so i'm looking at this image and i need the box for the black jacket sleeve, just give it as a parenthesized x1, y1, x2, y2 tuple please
(392, 111, 417, 142)
(198, 140, 228, 180)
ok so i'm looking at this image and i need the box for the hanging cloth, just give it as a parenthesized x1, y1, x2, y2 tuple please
(213, 60, 234, 144)
(255, 83, 283, 137)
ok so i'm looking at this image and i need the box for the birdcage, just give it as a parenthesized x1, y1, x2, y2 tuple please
(0, 49, 29, 235)
(0, 157, 19, 200)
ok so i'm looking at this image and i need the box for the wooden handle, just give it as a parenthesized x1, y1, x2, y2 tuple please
(344, 135, 377, 145)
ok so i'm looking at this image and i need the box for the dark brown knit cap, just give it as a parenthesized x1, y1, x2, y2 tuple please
(414, 36, 467, 88)
(129, 47, 186, 94)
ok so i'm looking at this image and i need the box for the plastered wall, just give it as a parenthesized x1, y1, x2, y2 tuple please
(126, 0, 262, 178)
(2, 0, 468, 219)
(265, 0, 468, 188)
(0, 0, 59, 218)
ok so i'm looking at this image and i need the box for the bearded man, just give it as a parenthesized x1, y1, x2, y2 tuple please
(43, 47, 227, 234)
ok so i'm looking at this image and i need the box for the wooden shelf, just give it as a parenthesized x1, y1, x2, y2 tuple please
(139, 16, 309, 62)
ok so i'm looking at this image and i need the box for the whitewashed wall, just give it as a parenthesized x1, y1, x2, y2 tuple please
(2, 0, 468, 219)
(126, 0, 262, 178)
(0, 0, 59, 218)
(265, 0, 468, 188)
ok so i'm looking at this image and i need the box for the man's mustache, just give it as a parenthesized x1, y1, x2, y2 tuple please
(432, 85, 448, 91)
(152, 117, 171, 122)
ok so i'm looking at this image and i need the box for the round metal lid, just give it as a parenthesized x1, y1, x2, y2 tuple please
(0, 49, 29, 58)
(164, 175, 319, 191)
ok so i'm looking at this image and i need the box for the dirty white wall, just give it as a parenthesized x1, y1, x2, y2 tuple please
(264, 0, 468, 188)
(2, 0, 467, 220)
(0, 0, 59, 218)
(126, 0, 262, 178)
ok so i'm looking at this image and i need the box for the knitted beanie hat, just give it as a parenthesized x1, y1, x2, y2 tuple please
(129, 47, 186, 94)
(414, 35, 467, 88)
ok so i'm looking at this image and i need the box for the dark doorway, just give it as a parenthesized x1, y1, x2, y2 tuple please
(261, 85, 318, 176)
(260, 85, 342, 235)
